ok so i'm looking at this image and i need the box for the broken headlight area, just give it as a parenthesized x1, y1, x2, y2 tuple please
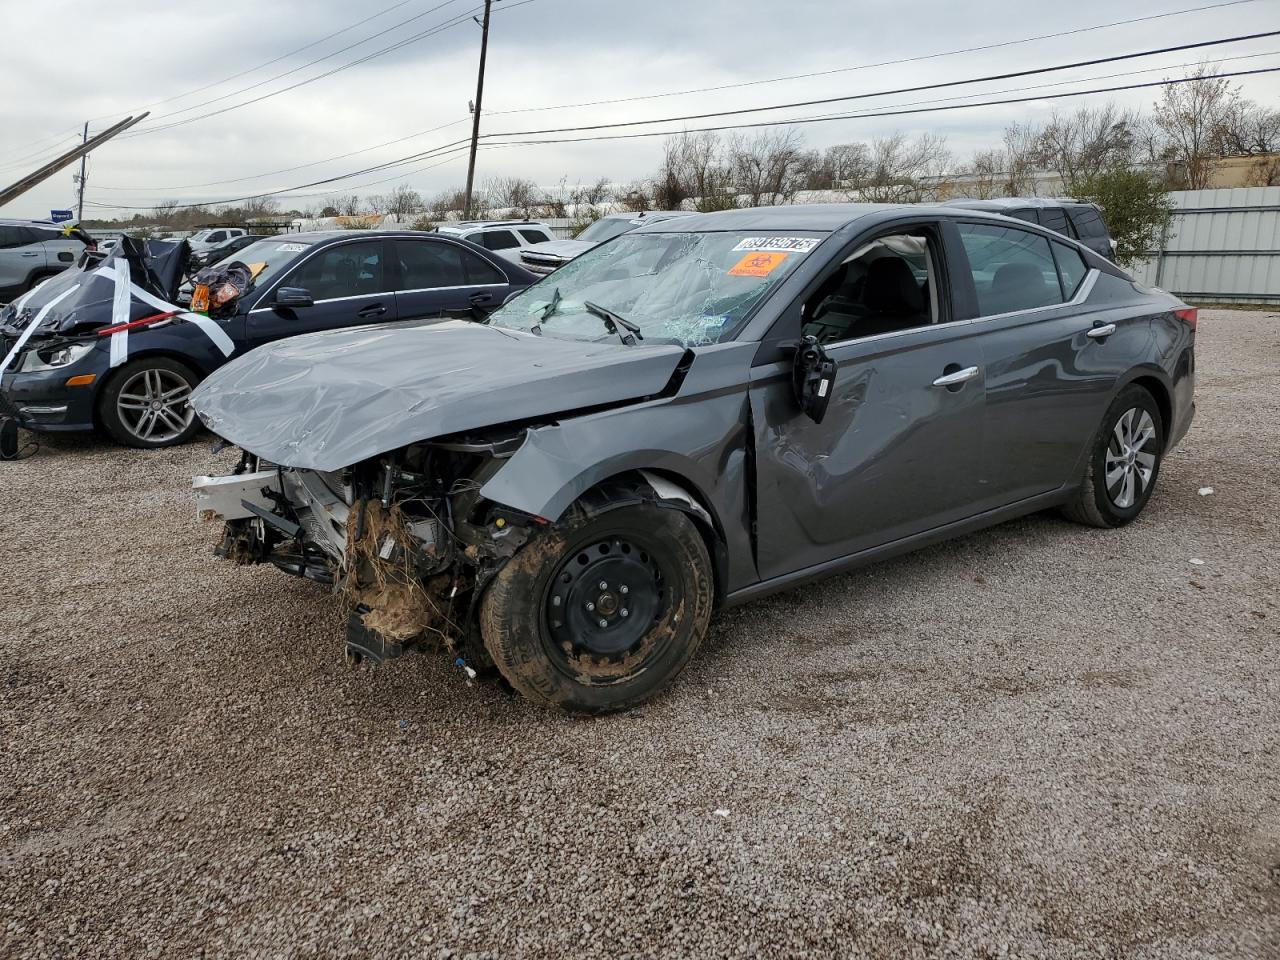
(195, 428, 544, 667)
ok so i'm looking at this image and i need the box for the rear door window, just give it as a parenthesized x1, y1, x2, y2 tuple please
(479, 230, 520, 251)
(1051, 241, 1090, 299)
(397, 239, 469, 289)
(1067, 206, 1107, 239)
(464, 250, 506, 285)
(0, 226, 32, 249)
(519, 228, 551, 244)
(957, 223, 1065, 315)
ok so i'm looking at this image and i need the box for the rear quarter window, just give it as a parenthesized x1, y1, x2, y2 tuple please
(1068, 207, 1108, 239)
(1040, 207, 1069, 235)
(1051, 241, 1090, 299)
(519, 229, 551, 244)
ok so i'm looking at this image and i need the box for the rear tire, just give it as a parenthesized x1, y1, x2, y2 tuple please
(480, 502, 714, 713)
(1062, 384, 1164, 528)
(97, 356, 202, 449)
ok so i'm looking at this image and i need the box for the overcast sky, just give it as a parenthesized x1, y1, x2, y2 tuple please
(1, 0, 1277, 220)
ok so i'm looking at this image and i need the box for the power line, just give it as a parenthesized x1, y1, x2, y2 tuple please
(486, 0, 1265, 116)
(120, 0, 540, 141)
(99, 45, 1280, 195)
(0, 0, 451, 164)
(90, 13, 1276, 195)
(121, 0, 470, 133)
(482, 30, 1280, 139)
(477, 65, 1280, 149)
(85, 0, 441, 123)
(79, 62, 1280, 213)
(91, 117, 473, 191)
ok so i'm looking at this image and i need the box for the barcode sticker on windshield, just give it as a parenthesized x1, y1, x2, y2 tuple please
(276, 243, 307, 253)
(732, 236, 820, 254)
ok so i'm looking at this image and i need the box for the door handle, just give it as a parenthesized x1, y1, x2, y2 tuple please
(1086, 322, 1117, 339)
(357, 304, 387, 318)
(20, 251, 39, 257)
(469, 292, 494, 304)
(932, 365, 980, 388)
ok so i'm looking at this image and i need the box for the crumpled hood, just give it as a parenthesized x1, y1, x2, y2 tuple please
(0, 237, 189, 339)
(189, 319, 688, 470)
(520, 239, 594, 264)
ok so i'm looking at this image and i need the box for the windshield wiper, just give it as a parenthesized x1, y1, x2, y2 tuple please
(584, 300, 643, 346)
(528, 287, 561, 336)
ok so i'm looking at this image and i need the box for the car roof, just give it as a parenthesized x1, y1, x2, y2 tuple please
(942, 197, 1091, 210)
(436, 220, 550, 231)
(631, 202, 1098, 236)
(632, 203, 928, 234)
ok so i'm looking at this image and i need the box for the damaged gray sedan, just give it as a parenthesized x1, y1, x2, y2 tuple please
(190, 204, 1195, 712)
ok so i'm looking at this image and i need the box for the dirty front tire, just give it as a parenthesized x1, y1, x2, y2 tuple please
(480, 503, 714, 713)
(97, 356, 202, 449)
(1062, 384, 1165, 528)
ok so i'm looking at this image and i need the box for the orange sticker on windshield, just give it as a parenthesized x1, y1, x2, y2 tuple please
(728, 251, 787, 277)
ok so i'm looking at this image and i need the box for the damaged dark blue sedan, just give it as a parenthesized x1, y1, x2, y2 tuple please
(190, 204, 1196, 712)
(0, 231, 534, 448)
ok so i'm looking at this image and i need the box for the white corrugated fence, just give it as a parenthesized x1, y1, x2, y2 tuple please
(1132, 186, 1280, 304)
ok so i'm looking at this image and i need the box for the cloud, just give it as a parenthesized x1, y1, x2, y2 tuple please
(2, 0, 1276, 220)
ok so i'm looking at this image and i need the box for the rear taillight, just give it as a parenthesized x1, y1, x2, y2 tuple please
(1174, 307, 1198, 331)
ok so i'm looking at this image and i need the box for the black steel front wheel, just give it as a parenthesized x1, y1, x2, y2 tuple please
(480, 502, 714, 712)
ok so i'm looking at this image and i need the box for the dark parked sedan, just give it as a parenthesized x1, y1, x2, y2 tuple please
(191, 204, 1195, 712)
(0, 230, 537, 448)
(190, 232, 265, 269)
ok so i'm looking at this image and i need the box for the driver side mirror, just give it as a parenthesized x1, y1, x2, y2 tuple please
(275, 287, 314, 309)
(791, 336, 837, 424)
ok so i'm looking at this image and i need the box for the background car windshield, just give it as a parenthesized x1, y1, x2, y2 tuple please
(222, 239, 312, 287)
(575, 217, 642, 244)
(490, 230, 824, 346)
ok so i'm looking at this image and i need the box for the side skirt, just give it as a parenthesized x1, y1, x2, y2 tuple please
(724, 487, 1072, 608)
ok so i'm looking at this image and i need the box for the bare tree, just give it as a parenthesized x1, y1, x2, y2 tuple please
(1246, 155, 1280, 186)
(1037, 104, 1136, 189)
(1154, 65, 1240, 189)
(1001, 122, 1042, 195)
(653, 132, 733, 209)
(612, 180, 653, 212)
(379, 184, 423, 218)
(954, 149, 1008, 199)
(728, 130, 810, 207)
(1215, 100, 1280, 156)
(858, 133, 951, 202)
(487, 176, 542, 217)
(334, 194, 363, 217)
(151, 199, 181, 225)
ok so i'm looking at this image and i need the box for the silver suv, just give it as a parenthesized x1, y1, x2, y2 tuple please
(0, 220, 85, 298)
(518, 211, 692, 275)
(434, 220, 556, 263)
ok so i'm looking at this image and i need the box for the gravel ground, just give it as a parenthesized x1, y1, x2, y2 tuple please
(1, 308, 1277, 959)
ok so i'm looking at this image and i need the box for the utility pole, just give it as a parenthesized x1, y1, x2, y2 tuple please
(462, 0, 493, 219)
(76, 121, 88, 220)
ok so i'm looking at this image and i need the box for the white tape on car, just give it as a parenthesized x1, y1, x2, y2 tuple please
(0, 284, 82, 376)
(92, 263, 235, 366)
(109, 260, 133, 368)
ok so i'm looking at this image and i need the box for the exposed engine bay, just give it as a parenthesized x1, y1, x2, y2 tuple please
(196, 427, 542, 666)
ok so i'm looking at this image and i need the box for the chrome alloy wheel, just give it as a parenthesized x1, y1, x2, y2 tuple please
(115, 367, 195, 443)
(1105, 407, 1157, 509)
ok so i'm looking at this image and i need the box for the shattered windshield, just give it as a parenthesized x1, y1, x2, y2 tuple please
(489, 230, 826, 346)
